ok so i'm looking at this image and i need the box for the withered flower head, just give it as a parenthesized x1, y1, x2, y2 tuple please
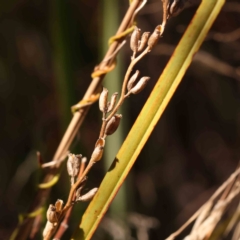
(67, 153, 81, 179)
(46, 205, 58, 224)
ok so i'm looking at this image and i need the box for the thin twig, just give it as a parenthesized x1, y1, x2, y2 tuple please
(14, 1, 145, 239)
(45, 22, 161, 240)
(99, 46, 151, 138)
(53, 158, 87, 239)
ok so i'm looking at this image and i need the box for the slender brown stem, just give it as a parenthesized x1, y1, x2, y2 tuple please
(14, 2, 144, 239)
(99, 46, 150, 138)
(161, 0, 169, 28)
(64, 161, 94, 210)
(53, 198, 74, 239)
(53, 160, 87, 239)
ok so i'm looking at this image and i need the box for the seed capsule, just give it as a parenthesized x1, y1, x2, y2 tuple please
(107, 92, 118, 113)
(130, 27, 141, 53)
(90, 138, 105, 163)
(77, 188, 98, 202)
(99, 88, 109, 112)
(130, 77, 150, 94)
(95, 137, 105, 148)
(138, 32, 150, 52)
(67, 154, 81, 185)
(168, 0, 186, 17)
(105, 114, 122, 136)
(127, 70, 140, 92)
(148, 25, 162, 50)
(55, 199, 64, 212)
(91, 146, 103, 163)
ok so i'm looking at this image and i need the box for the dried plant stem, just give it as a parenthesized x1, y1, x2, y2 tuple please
(54, 206, 73, 239)
(64, 162, 94, 210)
(99, 46, 151, 137)
(45, 25, 155, 240)
(166, 166, 240, 240)
(43, 162, 95, 239)
(53, 159, 86, 239)
(13, 1, 145, 240)
(53, 0, 144, 163)
(44, 45, 152, 240)
(161, 0, 169, 28)
(54, 209, 72, 239)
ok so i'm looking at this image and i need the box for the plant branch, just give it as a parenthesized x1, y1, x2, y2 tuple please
(13, 1, 145, 239)
(99, 46, 151, 138)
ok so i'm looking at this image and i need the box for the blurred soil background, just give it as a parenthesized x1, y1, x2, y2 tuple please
(0, 0, 239, 239)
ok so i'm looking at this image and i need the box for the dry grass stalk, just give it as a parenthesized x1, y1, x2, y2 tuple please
(12, 1, 200, 239)
(166, 166, 240, 240)
(13, 1, 148, 239)
(43, 23, 164, 239)
(224, 201, 240, 237)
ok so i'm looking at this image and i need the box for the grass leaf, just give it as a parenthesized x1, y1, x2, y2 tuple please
(72, 0, 225, 239)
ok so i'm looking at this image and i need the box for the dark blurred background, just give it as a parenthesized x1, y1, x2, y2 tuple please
(0, 0, 239, 239)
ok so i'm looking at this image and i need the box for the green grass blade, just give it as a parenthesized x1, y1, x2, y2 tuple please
(72, 0, 225, 239)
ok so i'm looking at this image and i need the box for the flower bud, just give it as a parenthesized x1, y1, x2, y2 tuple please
(107, 92, 118, 113)
(130, 27, 141, 53)
(148, 25, 162, 50)
(99, 88, 109, 112)
(105, 114, 122, 136)
(130, 77, 150, 94)
(127, 70, 140, 92)
(77, 188, 98, 202)
(138, 32, 150, 52)
(90, 138, 105, 163)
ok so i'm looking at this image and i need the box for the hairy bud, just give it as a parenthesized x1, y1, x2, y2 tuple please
(127, 70, 140, 92)
(130, 77, 150, 94)
(107, 92, 118, 113)
(105, 114, 122, 136)
(76, 188, 98, 202)
(148, 25, 162, 50)
(99, 88, 109, 112)
(130, 27, 141, 53)
(138, 32, 150, 52)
